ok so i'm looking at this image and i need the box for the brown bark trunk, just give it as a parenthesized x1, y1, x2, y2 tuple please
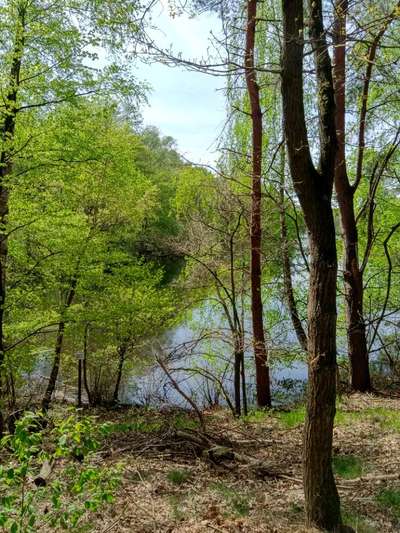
(282, 0, 342, 529)
(83, 323, 92, 406)
(333, 0, 371, 392)
(113, 342, 128, 404)
(279, 146, 308, 352)
(234, 339, 241, 416)
(245, 0, 271, 408)
(240, 345, 248, 416)
(42, 279, 77, 411)
(0, 7, 26, 436)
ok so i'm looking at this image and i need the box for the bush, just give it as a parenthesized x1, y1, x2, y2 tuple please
(0, 410, 119, 532)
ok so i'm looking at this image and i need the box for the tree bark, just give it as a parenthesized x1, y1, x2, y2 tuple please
(113, 342, 128, 404)
(333, 0, 371, 392)
(234, 341, 241, 416)
(42, 278, 77, 411)
(83, 323, 92, 406)
(281, 0, 342, 529)
(0, 6, 26, 436)
(245, 0, 271, 408)
(279, 145, 308, 352)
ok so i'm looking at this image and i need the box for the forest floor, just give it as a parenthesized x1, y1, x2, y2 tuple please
(87, 393, 400, 533)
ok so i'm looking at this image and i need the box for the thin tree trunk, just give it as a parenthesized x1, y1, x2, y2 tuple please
(245, 0, 271, 408)
(282, 0, 342, 529)
(233, 334, 242, 416)
(279, 145, 308, 352)
(83, 323, 92, 406)
(113, 342, 128, 404)
(333, 0, 371, 392)
(42, 278, 77, 411)
(240, 344, 248, 416)
(0, 5, 26, 437)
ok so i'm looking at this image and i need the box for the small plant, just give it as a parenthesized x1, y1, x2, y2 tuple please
(167, 469, 191, 485)
(333, 455, 363, 479)
(108, 417, 161, 434)
(169, 494, 187, 521)
(213, 481, 251, 517)
(242, 409, 269, 423)
(0, 410, 120, 532)
(342, 510, 377, 533)
(173, 414, 199, 430)
(376, 489, 400, 520)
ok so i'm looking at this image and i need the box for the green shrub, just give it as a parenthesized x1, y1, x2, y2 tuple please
(332, 455, 363, 479)
(0, 410, 119, 532)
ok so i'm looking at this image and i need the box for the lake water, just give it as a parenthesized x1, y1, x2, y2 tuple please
(121, 300, 309, 408)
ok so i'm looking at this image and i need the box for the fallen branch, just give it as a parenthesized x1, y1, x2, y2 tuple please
(34, 459, 54, 487)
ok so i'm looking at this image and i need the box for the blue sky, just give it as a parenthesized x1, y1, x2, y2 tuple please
(136, 3, 226, 165)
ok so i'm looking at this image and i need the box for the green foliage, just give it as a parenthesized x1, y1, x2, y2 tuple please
(241, 409, 270, 423)
(335, 407, 400, 432)
(0, 410, 119, 532)
(376, 489, 400, 521)
(167, 469, 191, 486)
(168, 494, 187, 521)
(172, 414, 199, 430)
(212, 481, 251, 517)
(108, 418, 161, 434)
(342, 510, 377, 533)
(275, 406, 306, 428)
(332, 455, 364, 479)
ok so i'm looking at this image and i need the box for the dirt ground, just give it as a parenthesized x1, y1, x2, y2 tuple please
(90, 394, 400, 533)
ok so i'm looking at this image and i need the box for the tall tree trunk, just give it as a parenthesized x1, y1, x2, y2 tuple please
(333, 0, 371, 392)
(0, 6, 26, 436)
(279, 145, 308, 352)
(282, 0, 342, 529)
(245, 0, 271, 408)
(42, 278, 77, 411)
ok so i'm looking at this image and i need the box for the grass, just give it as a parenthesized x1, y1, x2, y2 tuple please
(365, 407, 400, 432)
(167, 469, 191, 485)
(334, 405, 400, 432)
(275, 406, 306, 428)
(212, 481, 251, 517)
(108, 416, 161, 434)
(242, 405, 306, 427)
(172, 413, 199, 430)
(376, 489, 400, 520)
(342, 510, 377, 533)
(241, 409, 269, 423)
(168, 494, 186, 521)
(333, 455, 363, 479)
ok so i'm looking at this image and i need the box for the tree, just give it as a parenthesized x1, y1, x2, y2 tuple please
(245, 0, 271, 407)
(281, 0, 342, 529)
(0, 0, 145, 433)
(333, 0, 400, 392)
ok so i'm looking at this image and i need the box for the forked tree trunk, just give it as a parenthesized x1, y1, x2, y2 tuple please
(282, 0, 342, 529)
(245, 0, 271, 408)
(0, 6, 26, 436)
(333, 0, 371, 392)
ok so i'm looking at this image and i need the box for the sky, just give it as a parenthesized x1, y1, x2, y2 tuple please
(136, 3, 226, 165)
